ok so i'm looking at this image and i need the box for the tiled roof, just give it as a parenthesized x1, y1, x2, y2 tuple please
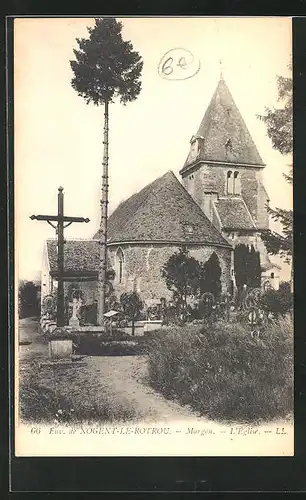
(94, 171, 231, 248)
(213, 197, 256, 230)
(181, 77, 265, 173)
(46, 239, 101, 274)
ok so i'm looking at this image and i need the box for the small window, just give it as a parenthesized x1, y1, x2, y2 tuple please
(225, 138, 233, 153)
(270, 272, 275, 279)
(233, 171, 241, 195)
(115, 247, 125, 284)
(227, 170, 233, 194)
(185, 224, 194, 234)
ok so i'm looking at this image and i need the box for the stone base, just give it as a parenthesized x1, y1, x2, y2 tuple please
(143, 320, 163, 333)
(65, 326, 106, 333)
(49, 339, 73, 360)
(69, 318, 80, 327)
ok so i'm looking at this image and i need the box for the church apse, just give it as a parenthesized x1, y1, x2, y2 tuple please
(100, 170, 233, 304)
(108, 242, 232, 304)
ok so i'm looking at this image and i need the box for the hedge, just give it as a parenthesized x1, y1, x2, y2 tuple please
(146, 316, 293, 423)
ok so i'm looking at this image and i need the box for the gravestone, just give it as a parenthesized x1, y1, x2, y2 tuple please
(49, 339, 73, 360)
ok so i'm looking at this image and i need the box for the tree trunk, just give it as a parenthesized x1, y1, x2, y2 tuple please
(98, 100, 109, 326)
(132, 317, 135, 336)
(183, 290, 187, 322)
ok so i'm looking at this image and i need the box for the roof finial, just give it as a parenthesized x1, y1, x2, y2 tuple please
(219, 58, 224, 80)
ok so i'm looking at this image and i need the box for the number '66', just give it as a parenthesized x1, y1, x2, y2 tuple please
(30, 427, 41, 434)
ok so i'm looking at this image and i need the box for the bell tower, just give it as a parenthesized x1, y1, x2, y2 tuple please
(180, 75, 269, 232)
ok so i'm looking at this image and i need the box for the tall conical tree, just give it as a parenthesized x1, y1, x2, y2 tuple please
(234, 244, 261, 290)
(70, 18, 143, 325)
(247, 245, 261, 289)
(234, 244, 248, 290)
(200, 251, 222, 299)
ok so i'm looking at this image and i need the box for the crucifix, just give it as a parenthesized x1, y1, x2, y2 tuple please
(30, 186, 90, 327)
(68, 296, 82, 327)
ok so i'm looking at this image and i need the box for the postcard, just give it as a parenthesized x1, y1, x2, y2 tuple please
(14, 16, 293, 457)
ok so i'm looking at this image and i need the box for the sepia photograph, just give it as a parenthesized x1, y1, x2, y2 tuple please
(14, 16, 293, 457)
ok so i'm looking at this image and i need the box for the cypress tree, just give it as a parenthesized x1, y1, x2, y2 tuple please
(200, 252, 222, 299)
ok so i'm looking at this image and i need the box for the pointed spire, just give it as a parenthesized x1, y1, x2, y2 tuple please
(180, 75, 265, 173)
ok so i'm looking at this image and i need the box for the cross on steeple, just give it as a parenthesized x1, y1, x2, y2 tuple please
(219, 58, 224, 79)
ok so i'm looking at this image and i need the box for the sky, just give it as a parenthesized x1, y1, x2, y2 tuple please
(14, 17, 292, 281)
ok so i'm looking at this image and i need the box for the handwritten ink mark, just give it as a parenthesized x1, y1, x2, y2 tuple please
(158, 48, 200, 81)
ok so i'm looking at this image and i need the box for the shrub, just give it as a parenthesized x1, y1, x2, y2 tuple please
(146, 317, 293, 423)
(19, 280, 40, 318)
(259, 281, 293, 316)
(199, 251, 222, 299)
(120, 292, 143, 335)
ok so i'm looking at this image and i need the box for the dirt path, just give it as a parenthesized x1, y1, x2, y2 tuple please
(19, 317, 48, 362)
(19, 318, 199, 422)
(86, 355, 198, 422)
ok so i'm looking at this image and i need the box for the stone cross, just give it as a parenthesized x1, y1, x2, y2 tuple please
(69, 297, 80, 327)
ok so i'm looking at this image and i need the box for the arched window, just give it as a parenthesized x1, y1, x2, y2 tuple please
(227, 170, 233, 194)
(115, 247, 125, 284)
(233, 171, 241, 195)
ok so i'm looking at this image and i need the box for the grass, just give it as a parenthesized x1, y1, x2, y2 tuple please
(19, 360, 141, 425)
(146, 316, 293, 424)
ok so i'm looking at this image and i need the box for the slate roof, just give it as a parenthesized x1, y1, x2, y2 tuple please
(46, 239, 101, 274)
(94, 171, 231, 248)
(213, 197, 256, 230)
(180, 77, 265, 173)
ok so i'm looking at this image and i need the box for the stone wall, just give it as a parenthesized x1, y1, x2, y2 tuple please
(182, 163, 227, 214)
(108, 242, 232, 304)
(41, 243, 232, 311)
(40, 242, 52, 307)
(182, 162, 269, 230)
(222, 230, 259, 249)
(256, 170, 269, 229)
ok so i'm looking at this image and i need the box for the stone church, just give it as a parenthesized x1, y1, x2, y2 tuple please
(41, 76, 279, 308)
